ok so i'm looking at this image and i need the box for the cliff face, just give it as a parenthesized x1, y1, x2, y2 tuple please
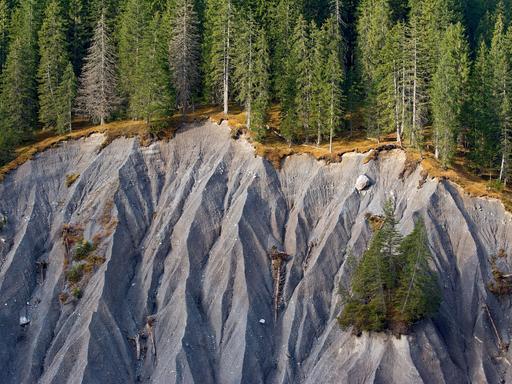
(1, 121, 512, 384)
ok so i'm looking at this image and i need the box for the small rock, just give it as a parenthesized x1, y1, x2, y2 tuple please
(259, 319, 266, 324)
(355, 175, 372, 191)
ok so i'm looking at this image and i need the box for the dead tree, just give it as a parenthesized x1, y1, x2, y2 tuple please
(77, 11, 118, 125)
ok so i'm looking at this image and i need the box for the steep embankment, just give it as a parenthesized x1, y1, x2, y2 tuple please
(0, 121, 511, 384)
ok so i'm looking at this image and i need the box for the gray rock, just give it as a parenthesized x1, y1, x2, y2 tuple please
(355, 174, 372, 191)
(0, 121, 511, 384)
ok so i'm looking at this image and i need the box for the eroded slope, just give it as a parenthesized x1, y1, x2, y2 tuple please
(0, 122, 511, 384)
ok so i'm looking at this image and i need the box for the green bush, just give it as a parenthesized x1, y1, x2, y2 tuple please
(71, 287, 82, 299)
(66, 264, 84, 284)
(74, 240, 94, 261)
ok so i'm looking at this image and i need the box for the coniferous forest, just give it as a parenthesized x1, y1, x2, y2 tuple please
(0, 0, 512, 186)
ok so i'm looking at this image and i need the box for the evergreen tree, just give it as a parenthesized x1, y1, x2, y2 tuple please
(77, 11, 118, 125)
(250, 28, 270, 140)
(431, 23, 470, 168)
(66, 0, 89, 75)
(55, 63, 77, 133)
(291, 16, 315, 141)
(356, 0, 391, 139)
(395, 218, 440, 326)
(168, 0, 201, 115)
(0, 0, 39, 141)
(202, 0, 234, 113)
(130, 13, 172, 125)
(117, 0, 150, 107)
(233, 15, 270, 139)
(489, 13, 512, 185)
(323, 17, 345, 152)
(338, 199, 402, 332)
(468, 42, 499, 175)
(339, 201, 441, 334)
(37, 0, 70, 129)
(0, 0, 9, 72)
(269, 0, 301, 101)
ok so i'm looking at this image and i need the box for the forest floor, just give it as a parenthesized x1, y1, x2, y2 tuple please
(1, 104, 511, 212)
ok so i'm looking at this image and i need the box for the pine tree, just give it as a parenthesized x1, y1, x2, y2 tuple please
(489, 13, 512, 185)
(0, 0, 9, 72)
(291, 16, 315, 142)
(0, 0, 39, 140)
(269, 0, 301, 101)
(250, 29, 270, 140)
(431, 23, 470, 168)
(168, 0, 201, 115)
(66, 0, 89, 75)
(356, 0, 391, 140)
(233, 15, 270, 139)
(406, 0, 458, 147)
(117, 0, 150, 107)
(468, 42, 499, 175)
(323, 17, 345, 152)
(130, 13, 172, 125)
(37, 0, 70, 129)
(203, 0, 234, 113)
(77, 11, 118, 125)
(395, 218, 440, 326)
(338, 198, 402, 333)
(55, 63, 77, 133)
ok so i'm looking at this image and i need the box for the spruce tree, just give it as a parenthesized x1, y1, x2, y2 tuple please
(77, 11, 118, 125)
(0, 0, 39, 140)
(55, 63, 77, 133)
(233, 16, 270, 139)
(203, 0, 234, 113)
(489, 14, 512, 185)
(37, 0, 70, 129)
(468, 42, 499, 175)
(431, 23, 470, 168)
(323, 16, 345, 152)
(130, 13, 172, 125)
(291, 16, 315, 142)
(0, 0, 8, 72)
(356, 0, 391, 140)
(250, 29, 270, 140)
(66, 0, 89, 75)
(395, 219, 440, 326)
(117, 0, 150, 107)
(168, 0, 201, 115)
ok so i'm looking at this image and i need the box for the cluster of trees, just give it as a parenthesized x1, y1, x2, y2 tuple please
(357, 0, 512, 183)
(0, 0, 511, 185)
(338, 200, 441, 333)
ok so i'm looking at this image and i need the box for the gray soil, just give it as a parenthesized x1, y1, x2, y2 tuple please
(0, 121, 512, 384)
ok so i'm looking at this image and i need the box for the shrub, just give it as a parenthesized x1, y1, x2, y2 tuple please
(66, 264, 84, 284)
(71, 287, 82, 299)
(74, 240, 94, 261)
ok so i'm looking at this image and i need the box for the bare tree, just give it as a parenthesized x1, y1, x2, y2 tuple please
(76, 11, 118, 125)
(169, 0, 200, 116)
